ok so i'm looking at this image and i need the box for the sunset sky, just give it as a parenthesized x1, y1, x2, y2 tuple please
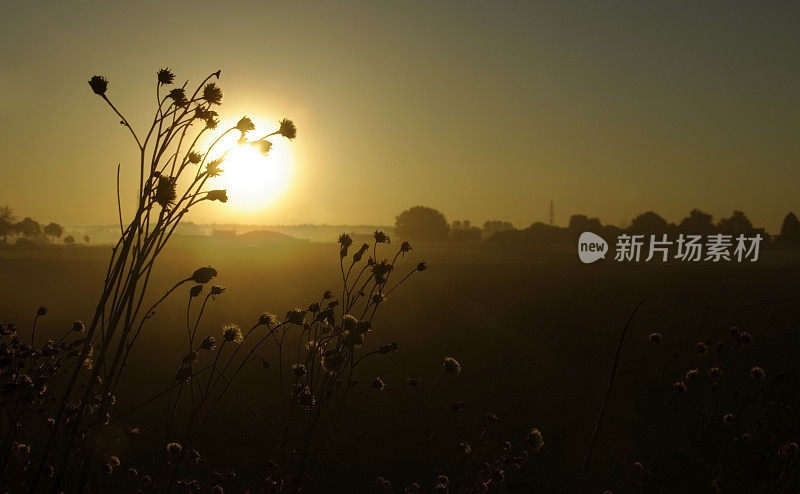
(1, 1, 798, 231)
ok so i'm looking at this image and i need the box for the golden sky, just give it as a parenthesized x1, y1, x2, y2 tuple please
(1, 1, 798, 231)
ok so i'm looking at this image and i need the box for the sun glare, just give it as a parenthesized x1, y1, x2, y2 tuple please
(212, 129, 293, 212)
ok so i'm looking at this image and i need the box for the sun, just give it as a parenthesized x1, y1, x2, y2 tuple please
(211, 130, 293, 212)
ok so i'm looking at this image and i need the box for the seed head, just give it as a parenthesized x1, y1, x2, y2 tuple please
(371, 376, 386, 390)
(749, 366, 765, 381)
(236, 116, 255, 134)
(210, 285, 225, 296)
(72, 320, 85, 332)
(157, 68, 174, 85)
(696, 341, 708, 355)
(373, 230, 390, 244)
(708, 367, 723, 379)
(191, 266, 217, 284)
(291, 363, 307, 378)
(37, 306, 48, 316)
(168, 88, 187, 107)
(206, 190, 228, 203)
(648, 332, 662, 343)
(722, 413, 736, 426)
(528, 427, 544, 452)
(155, 176, 177, 209)
(190, 285, 202, 298)
(203, 82, 223, 105)
(417, 261, 428, 272)
(187, 151, 202, 164)
(277, 118, 297, 140)
(222, 323, 243, 344)
(200, 336, 217, 351)
(88, 75, 108, 95)
(674, 381, 687, 392)
(443, 357, 462, 374)
(166, 442, 182, 455)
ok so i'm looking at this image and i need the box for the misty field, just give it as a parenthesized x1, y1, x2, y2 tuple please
(3, 242, 799, 492)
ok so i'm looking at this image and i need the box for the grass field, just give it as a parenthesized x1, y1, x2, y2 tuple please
(2, 242, 800, 491)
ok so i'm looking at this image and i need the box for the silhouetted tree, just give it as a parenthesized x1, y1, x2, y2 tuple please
(451, 226, 481, 243)
(778, 212, 800, 247)
(628, 211, 669, 235)
(395, 206, 449, 241)
(43, 222, 64, 243)
(483, 220, 514, 236)
(63, 235, 75, 245)
(0, 206, 15, 242)
(678, 209, 716, 235)
(16, 217, 40, 238)
(568, 214, 603, 232)
(84, 235, 90, 244)
(717, 210, 755, 236)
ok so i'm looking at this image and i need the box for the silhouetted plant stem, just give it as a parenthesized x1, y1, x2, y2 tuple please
(577, 298, 646, 488)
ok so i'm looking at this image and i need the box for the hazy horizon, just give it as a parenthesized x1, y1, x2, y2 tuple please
(2, 0, 799, 231)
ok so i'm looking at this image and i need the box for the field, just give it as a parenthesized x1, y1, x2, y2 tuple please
(2, 242, 800, 492)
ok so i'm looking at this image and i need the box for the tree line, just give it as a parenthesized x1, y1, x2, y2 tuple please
(0, 206, 89, 246)
(393, 206, 800, 249)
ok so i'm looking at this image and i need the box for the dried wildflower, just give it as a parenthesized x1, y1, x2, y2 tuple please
(168, 88, 188, 107)
(708, 367, 723, 379)
(685, 369, 699, 380)
(108, 456, 121, 468)
(286, 308, 306, 325)
(157, 68, 174, 85)
(674, 381, 687, 393)
(374, 230, 390, 244)
(443, 356, 462, 374)
(321, 351, 344, 374)
(722, 413, 736, 426)
(339, 233, 353, 257)
(166, 442, 183, 455)
(323, 290, 333, 299)
(188, 449, 201, 463)
(342, 314, 358, 331)
(371, 376, 386, 390)
(206, 189, 228, 203)
(72, 320, 85, 332)
(236, 116, 255, 134)
(277, 118, 297, 140)
(200, 336, 217, 351)
(210, 285, 225, 296)
(648, 332, 662, 343)
(190, 285, 202, 298)
(259, 312, 278, 326)
(89, 75, 108, 95)
(155, 176, 177, 208)
(291, 363, 307, 378)
(253, 139, 273, 156)
(191, 266, 217, 284)
(417, 261, 428, 272)
(529, 427, 545, 452)
(353, 243, 369, 262)
(780, 441, 799, 459)
(696, 341, 708, 355)
(37, 306, 48, 316)
(206, 159, 224, 177)
(342, 331, 364, 347)
(203, 82, 223, 104)
(222, 323, 243, 344)
(749, 366, 765, 380)
(458, 441, 472, 454)
(406, 377, 421, 387)
(187, 151, 202, 164)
